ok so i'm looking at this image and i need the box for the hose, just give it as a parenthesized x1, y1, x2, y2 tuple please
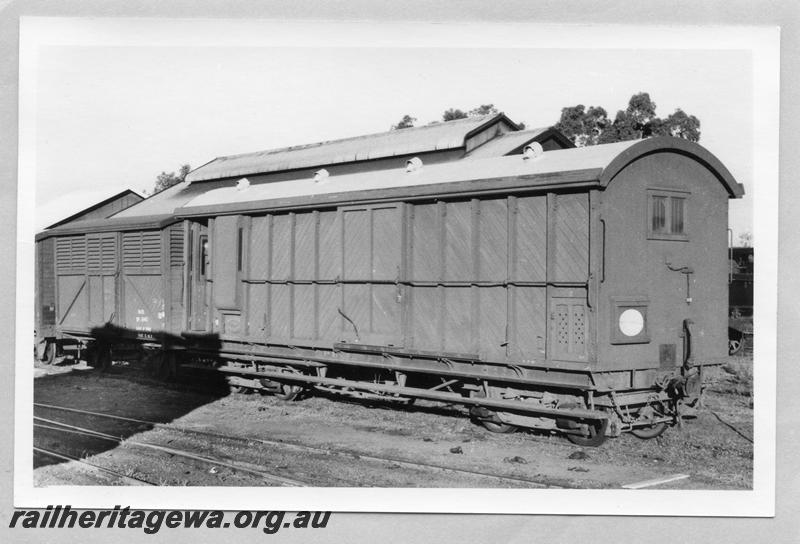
(706, 408, 753, 443)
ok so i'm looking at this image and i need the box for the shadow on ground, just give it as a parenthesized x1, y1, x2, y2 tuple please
(33, 355, 231, 470)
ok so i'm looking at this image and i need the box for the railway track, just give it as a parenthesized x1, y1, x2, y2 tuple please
(34, 402, 562, 488)
(33, 415, 308, 487)
(43, 364, 588, 452)
(34, 446, 156, 486)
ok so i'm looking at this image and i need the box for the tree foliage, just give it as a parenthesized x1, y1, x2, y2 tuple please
(153, 164, 191, 194)
(554, 105, 609, 147)
(555, 92, 701, 147)
(738, 232, 753, 248)
(442, 103, 499, 122)
(468, 104, 499, 117)
(442, 108, 468, 122)
(391, 114, 417, 130)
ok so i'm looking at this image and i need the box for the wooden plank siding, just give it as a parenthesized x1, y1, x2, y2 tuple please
(54, 236, 89, 329)
(120, 230, 165, 333)
(226, 190, 591, 365)
(36, 237, 56, 337)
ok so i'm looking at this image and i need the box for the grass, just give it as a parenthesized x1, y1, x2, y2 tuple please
(720, 356, 753, 396)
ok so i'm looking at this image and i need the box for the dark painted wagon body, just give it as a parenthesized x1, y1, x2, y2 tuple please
(728, 246, 754, 355)
(34, 190, 145, 361)
(34, 115, 743, 444)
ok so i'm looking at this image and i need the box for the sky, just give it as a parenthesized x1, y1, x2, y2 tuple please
(31, 26, 754, 240)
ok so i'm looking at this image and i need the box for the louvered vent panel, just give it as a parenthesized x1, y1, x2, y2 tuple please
(169, 224, 184, 267)
(56, 236, 86, 273)
(87, 237, 102, 273)
(141, 232, 161, 268)
(122, 233, 142, 268)
(123, 231, 162, 269)
(101, 236, 117, 273)
(55, 238, 71, 273)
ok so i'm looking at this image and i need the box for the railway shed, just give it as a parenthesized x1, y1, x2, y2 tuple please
(35, 113, 571, 357)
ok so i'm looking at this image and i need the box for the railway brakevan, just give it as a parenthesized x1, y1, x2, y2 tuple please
(35, 114, 743, 445)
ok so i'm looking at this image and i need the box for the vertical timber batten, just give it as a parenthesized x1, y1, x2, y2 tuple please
(507, 195, 518, 359)
(545, 192, 556, 361)
(470, 198, 480, 355)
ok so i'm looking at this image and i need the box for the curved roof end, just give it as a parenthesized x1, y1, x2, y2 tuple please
(598, 137, 745, 198)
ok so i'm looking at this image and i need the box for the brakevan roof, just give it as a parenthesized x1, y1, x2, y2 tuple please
(184, 113, 520, 183)
(34, 214, 176, 241)
(37, 137, 743, 238)
(177, 138, 744, 218)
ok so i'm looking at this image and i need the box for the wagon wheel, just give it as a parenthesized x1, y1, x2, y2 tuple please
(631, 402, 670, 440)
(631, 422, 668, 440)
(728, 337, 744, 356)
(90, 342, 112, 371)
(565, 418, 608, 447)
(273, 383, 304, 402)
(154, 352, 177, 381)
(480, 420, 518, 434)
(43, 340, 57, 365)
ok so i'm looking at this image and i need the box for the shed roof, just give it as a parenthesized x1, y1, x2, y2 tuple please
(45, 189, 144, 229)
(111, 180, 226, 219)
(465, 128, 572, 159)
(185, 113, 520, 183)
(177, 138, 743, 218)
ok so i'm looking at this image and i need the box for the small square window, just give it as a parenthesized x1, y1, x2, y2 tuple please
(648, 189, 689, 240)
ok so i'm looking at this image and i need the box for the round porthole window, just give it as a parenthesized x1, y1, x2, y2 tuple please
(619, 308, 645, 337)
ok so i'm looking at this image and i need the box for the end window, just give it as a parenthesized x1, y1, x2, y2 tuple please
(611, 297, 650, 344)
(648, 189, 688, 240)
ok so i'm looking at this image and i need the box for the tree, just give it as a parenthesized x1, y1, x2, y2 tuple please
(738, 231, 753, 248)
(153, 164, 191, 194)
(625, 92, 658, 137)
(468, 104, 499, 117)
(554, 105, 609, 146)
(442, 108, 468, 122)
(658, 108, 701, 142)
(391, 114, 416, 130)
(598, 109, 639, 144)
(556, 92, 701, 146)
(441, 104, 503, 122)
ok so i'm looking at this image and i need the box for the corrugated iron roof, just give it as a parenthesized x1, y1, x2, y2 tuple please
(185, 114, 517, 183)
(45, 189, 144, 229)
(465, 128, 551, 159)
(180, 140, 639, 212)
(111, 179, 227, 219)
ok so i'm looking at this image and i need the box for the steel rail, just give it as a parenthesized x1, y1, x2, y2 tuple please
(33, 446, 155, 486)
(34, 402, 563, 488)
(33, 415, 307, 487)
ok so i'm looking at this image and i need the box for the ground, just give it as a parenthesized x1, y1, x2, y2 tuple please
(31, 353, 753, 489)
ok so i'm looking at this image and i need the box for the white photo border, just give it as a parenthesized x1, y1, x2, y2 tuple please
(15, 17, 779, 516)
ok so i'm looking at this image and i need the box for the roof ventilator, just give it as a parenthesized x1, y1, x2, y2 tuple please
(314, 168, 330, 183)
(236, 177, 250, 191)
(406, 157, 423, 173)
(522, 142, 544, 160)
